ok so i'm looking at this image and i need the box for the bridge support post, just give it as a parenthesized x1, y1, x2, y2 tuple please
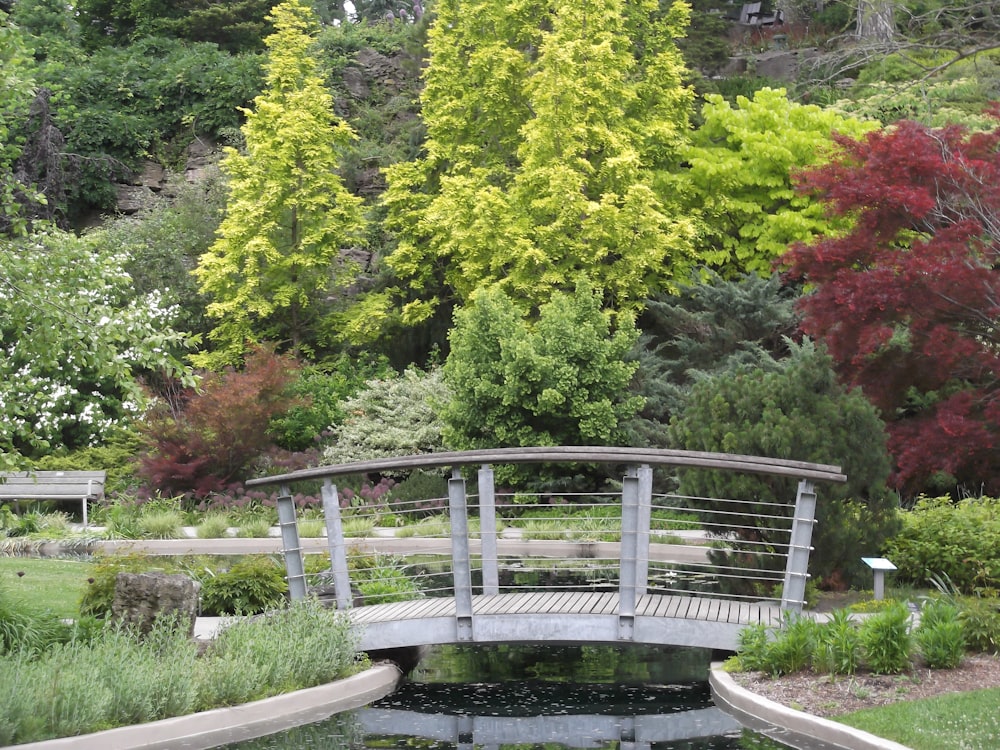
(449, 468, 474, 640)
(619, 464, 652, 639)
(277, 484, 307, 602)
(781, 479, 817, 613)
(321, 479, 354, 609)
(478, 465, 499, 595)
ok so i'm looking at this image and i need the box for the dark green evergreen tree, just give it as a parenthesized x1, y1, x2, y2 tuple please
(628, 271, 798, 448)
(667, 340, 900, 590)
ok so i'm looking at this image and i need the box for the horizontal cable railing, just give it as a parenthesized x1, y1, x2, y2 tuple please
(266, 447, 844, 615)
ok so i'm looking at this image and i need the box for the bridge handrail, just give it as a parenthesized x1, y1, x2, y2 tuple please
(246, 446, 846, 488)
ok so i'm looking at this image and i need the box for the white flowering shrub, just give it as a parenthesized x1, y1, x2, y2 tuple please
(0, 227, 194, 469)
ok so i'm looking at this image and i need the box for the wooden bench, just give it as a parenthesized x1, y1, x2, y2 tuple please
(0, 471, 106, 527)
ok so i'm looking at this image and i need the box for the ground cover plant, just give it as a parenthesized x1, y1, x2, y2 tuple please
(835, 687, 1000, 750)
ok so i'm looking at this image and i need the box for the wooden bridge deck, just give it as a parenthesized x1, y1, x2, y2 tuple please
(349, 592, 782, 652)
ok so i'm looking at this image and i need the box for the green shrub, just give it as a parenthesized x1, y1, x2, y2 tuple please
(813, 608, 860, 675)
(956, 596, 1000, 653)
(298, 518, 325, 538)
(388, 470, 449, 518)
(349, 553, 421, 604)
(917, 619, 965, 669)
(0, 587, 71, 656)
(764, 615, 819, 676)
(200, 556, 288, 616)
(236, 518, 273, 539)
(884, 496, 1000, 595)
(196, 598, 360, 708)
(322, 368, 450, 466)
(860, 602, 913, 674)
(736, 623, 771, 672)
(267, 354, 391, 452)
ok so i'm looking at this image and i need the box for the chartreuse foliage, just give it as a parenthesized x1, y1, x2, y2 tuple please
(840, 52, 1000, 130)
(0, 228, 193, 470)
(195, 0, 365, 366)
(668, 341, 899, 588)
(349, 0, 695, 340)
(883, 496, 1000, 595)
(442, 282, 643, 461)
(782, 117, 1000, 496)
(669, 87, 875, 277)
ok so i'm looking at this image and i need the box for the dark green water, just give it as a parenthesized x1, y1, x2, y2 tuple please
(218, 644, 797, 749)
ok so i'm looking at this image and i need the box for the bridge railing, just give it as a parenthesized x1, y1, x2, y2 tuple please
(246, 447, 845, 617)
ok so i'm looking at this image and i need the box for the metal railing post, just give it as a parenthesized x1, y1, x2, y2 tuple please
(321, 479, 353, 609)
(277, 484, 307, 602)
(619, 466, 640, 639)
(781, 479, 817, 613)
(478, 464, 499, 595)
(636, 464, 652, 598)
(449, 468, 474, 640)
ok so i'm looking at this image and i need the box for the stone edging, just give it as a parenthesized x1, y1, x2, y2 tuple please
(709, 663, 912, 750)
(5, 662, 403, 750)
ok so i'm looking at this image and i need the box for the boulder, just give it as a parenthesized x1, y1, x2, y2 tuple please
(112, 572, 201, 637)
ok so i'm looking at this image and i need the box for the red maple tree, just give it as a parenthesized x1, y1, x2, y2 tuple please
(781, 110, 1000, 496)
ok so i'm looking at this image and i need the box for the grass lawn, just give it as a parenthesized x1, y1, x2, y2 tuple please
(837, 687, 1000, 750)
(0, 557, 93, 619)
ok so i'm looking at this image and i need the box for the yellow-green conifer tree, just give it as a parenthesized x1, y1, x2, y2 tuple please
(195, 0, 365, 366)
(345, 0, 695, 341)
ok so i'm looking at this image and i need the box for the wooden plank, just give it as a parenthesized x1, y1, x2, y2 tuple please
(595, 593, 619, 615)
(714, 598, 733, 623)
(475, 594, 515, 615)
(669, 596, 693, 619)
(703, 597, 722, 622)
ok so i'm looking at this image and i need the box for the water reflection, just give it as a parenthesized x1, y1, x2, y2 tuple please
(217, 644, 797, 750)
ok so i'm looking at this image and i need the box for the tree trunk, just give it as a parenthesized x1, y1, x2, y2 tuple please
(856, 0, 895, 42)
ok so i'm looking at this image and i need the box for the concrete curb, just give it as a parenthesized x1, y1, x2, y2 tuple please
(6, 662, 403, 750)
(709, 663, 913, 750)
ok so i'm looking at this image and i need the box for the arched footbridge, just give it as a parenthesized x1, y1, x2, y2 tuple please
(246, 447, 846, 652)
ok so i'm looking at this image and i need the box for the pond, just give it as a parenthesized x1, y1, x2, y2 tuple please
(216, 643, 807, 750)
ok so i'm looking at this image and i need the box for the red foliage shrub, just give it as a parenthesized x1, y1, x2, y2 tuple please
(137, 346, 301, 498)
(781, 115, 1000, 496)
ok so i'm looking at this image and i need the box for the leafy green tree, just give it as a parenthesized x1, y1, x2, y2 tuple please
(347, 0, 696, 341)
(667, 340, 899, 589)
(194, 0, 366, 367)
(668, 87, 875, 277)
(0, 12, 37, 236)
(443, 282, 643, 458)
(74, 0, 278, 51)
(0, 227, 194, 470)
